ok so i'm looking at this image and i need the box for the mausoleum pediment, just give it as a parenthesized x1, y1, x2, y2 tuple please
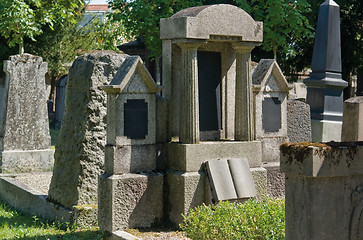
(253, 59, 291, 93)
(160, 4, 263, 42)
(103, 56, 161, 94)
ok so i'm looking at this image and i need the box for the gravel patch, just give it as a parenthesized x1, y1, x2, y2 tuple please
(126, 227, 191, 240)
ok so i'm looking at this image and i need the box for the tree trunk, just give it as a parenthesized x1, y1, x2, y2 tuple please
(19, 39, 24, 54)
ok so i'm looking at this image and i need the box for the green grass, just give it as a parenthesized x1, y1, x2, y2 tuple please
(0, 198, 105, 240)
(180, 197, 285, 240)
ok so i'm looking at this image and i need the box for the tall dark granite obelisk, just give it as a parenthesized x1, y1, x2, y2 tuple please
(304, 0, 347, 142)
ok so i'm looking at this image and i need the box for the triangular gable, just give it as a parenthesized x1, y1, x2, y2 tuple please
(103, 56, 161, 94)
(253, 59, 291, 93)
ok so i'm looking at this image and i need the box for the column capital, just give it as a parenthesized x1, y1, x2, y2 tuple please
(232, 42, 260, 52)
(175, 39, 207, 50)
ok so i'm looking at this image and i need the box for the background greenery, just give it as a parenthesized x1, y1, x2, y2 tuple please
(0, 0, 361, 97)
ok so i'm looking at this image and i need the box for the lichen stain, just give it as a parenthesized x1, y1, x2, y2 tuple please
(280, 141, 363, 166)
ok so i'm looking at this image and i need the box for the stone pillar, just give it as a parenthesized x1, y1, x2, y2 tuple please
(342, 97, 363, 141)
(233, 43, 256, 141)
(304, 0, 347, 142)
(177, 41, 204, 144)
(281, 142, 363, 240)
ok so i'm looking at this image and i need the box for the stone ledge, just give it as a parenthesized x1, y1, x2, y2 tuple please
(167, 141, 262, 172)
(0, 176, 72, 223)
(280, 142, 363, 177)
(0, 149, 54, 173)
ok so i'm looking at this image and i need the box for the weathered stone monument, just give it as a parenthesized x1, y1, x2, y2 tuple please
(48, 52, 126, 225)
(160, 4, 266, 225)
(0, 54, 53, 173)
(99, 56, 163, 232)
(281, 141, 363, 239)
(304, 0, 347, 142)
(287, 100, 312, 142)
(253, 59, 291, 163)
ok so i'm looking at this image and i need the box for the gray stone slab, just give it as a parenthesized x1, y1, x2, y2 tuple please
(1, 54, 51, 151)
(167, 141, 262, 172)
(0, 149, 54, 173)
(229, 158, 256, 199)
(204, 159, 237, 201)
(287, 100, 312, 142)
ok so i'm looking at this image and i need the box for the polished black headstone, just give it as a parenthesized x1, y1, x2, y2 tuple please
(124, 99, 148, 139)
(198, 51, 222, 132)
(262, 97, 281, 132)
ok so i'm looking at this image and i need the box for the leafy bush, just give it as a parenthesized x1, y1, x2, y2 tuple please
(180, 198, 285, 240)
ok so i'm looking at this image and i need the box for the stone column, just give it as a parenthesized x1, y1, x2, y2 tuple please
(177, 41, 204, 144)
(233, 43, 256, 141)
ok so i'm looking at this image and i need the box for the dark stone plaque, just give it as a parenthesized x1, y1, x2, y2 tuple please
(262, 97, 281, 132)
(198, 51, 222, 131)
(124, 99, 148, 139)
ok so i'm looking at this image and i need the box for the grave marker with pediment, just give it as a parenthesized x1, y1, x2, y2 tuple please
(253, 59, 291, 163)
(102, 55, 161, 173)
(99, 55, 163, 232)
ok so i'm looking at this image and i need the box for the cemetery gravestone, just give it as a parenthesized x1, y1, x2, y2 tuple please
(48, 52, 126, 211)
(0, 54, 53, 173)
(99, 56, 163, 232)
(252, 59, 291, 163)
(160, 4, 267, 225)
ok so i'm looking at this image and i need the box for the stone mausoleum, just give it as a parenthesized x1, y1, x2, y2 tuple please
(99, 4, 287, 232)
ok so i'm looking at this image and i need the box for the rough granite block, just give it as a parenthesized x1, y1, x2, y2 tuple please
(98, 173, 164, 233)
(166, 170, 206, 226)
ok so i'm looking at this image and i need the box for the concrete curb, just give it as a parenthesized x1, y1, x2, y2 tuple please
(112, 230, 141, 240)
(0, 176, 73, 223)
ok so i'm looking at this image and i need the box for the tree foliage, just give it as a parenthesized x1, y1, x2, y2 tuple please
(108, 0, 204, 59)
(239, 0, 313, 59)
(0, 0, 83, 54)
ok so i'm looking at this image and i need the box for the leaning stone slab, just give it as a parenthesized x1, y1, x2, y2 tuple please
(48, 52, 127, 209)
(0, 54, 53, 172)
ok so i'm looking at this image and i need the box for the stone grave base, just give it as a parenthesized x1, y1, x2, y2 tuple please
(0, 149, 54, 173)
(166, 167, 267, 226)
(311, 119, 342, 142)
(0, 172, 98, 228)
(98, 172, 164, 233)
